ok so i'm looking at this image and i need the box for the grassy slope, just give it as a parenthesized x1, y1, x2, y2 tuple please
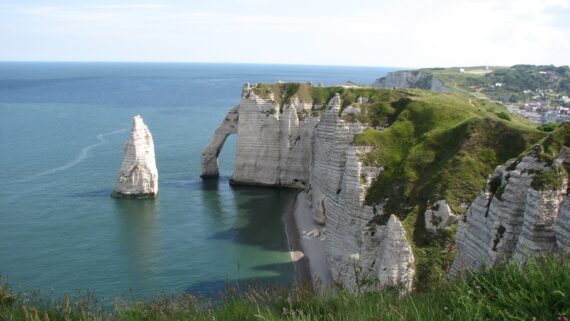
(424, 65, 570, 102)
(1, 257, 569, 321)
(253, 82, 546, 288)
(351, 89, 544, 288)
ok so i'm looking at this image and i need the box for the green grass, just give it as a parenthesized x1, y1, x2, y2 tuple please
(2, 257, 569, 321)
(424, 65, 570, 103)
(531, 164, 567, 191)
(251, 82, 399, 113)
(354, 90, 542, 213)
(541, 122, 570, 157)
(249, 83, 563, 289)
(351, 89, 544, 288)
(250, 84, 548, 288)
(253, 83, 304, 108)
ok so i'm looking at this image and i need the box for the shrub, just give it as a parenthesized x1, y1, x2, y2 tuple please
(531, 164, 566, 191)
(495, 111, 511, 121)
(538, 123, 560, 132)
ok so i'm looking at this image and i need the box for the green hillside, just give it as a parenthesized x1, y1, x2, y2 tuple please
(425, 65, 570, 104)
(346, 88, 544, 287)
(251, 83, 548, 287)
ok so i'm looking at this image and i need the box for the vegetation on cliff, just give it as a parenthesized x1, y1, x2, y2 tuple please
(1, 257, 568, 321)
(424, 65, 570, 103)
(353, 89, 542, 213)
(251, 82, 553, 288)
(350, 89, 546, 287)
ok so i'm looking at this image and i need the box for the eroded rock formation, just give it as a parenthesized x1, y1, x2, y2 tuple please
(203, 82, 570, 293)
(450, 146, 570, 276)
(201, 106, 239, 178)
(424, 200, 457, 232)
(230, 84, 318, 187)
(112, 115, 158, 198)
(202, 84, 415, 293)
(201, 84, 318, 187)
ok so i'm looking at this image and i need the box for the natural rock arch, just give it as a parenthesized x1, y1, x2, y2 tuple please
(200, 106, 239, 178)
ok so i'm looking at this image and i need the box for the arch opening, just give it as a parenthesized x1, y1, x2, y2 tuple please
(200, 106, 239, 178)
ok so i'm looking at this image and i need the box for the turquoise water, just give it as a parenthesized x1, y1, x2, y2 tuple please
(0, 63, 392, 300)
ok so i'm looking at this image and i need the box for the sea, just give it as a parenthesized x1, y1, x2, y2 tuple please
(0, 62, 393, 301)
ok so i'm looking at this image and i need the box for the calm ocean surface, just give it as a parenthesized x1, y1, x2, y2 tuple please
(0, 62, 393, 301)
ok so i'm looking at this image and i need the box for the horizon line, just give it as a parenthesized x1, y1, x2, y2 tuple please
(1, 60, 562, 69)
(0, 60, 486, 70)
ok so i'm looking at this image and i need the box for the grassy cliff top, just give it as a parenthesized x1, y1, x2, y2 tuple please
(252, 67, 570, 109)
(353, 89, 541, 211)
(252, 82, 554, 287)
(349, 88, 560, 288)
(420, 64, 570, 102)
(252, 82, 396, 108)
(252, 82, 544, 216)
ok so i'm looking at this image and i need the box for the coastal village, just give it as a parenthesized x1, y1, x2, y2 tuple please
(431, 65, 570, 124)
(506, 90, 570, 124)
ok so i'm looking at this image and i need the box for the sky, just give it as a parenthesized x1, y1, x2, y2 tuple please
(0, 0, 569, 67)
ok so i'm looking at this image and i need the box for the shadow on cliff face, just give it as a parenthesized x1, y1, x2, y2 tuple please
(206, 183, 296, 252)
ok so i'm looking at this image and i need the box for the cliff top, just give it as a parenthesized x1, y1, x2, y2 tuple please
(249, 82, 544, 217)
(252, 82, 385, 108)
(352, 88, 543, 212)
(424, 65, 570, 102)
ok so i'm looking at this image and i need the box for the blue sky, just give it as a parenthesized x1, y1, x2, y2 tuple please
(0, 0, 569, 67)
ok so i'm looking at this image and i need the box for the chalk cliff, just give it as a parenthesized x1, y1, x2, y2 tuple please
(202, 82, 561, 292)
(112, 115, 158, 198)
(201, 84, 318, 187)
(371, 70, 450, 92)
(201, 106, 239, 178)
(202, 84, 415, 292)
(451, 143, 570, 275)
(307, 97, 414, 292)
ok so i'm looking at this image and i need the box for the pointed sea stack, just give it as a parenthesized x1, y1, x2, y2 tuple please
(112, 115, 158, 198)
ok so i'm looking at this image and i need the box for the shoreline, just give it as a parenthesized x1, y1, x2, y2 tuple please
(283, 191, 312, 284)
(283, 190, 332, 288)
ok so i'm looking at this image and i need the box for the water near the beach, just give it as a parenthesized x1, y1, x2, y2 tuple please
(0, 62, 392, 300)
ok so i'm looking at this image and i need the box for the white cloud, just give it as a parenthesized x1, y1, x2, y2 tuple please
(0, 1, 568, 66)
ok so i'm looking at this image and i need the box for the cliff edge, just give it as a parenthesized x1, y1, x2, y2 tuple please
(371, 70, 450, 92)
(202, 83, 547, 292)
(451, 124, 570, 275)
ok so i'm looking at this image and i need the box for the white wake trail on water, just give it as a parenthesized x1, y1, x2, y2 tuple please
(20, 128, 129, 182)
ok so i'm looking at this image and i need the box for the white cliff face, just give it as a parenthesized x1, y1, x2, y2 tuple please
(319, 142, 413, 294)
(556, 197, 570, 255)
(112, 115, 158, 198)
(371, 70, 450, 93)
(425, 200, 457, 232)
(201, 86, 416, 293)
(307, 94, 368, 224)
(230, 84, 319, 187)
(450, 148, 569, 276)
(377, 216, 415, 295)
